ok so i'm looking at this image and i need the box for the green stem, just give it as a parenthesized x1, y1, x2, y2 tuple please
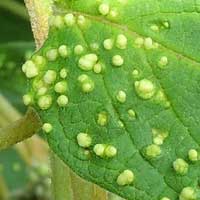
(50, 152, 107, 200)
(0, 107, 42, 150)
(0, 0, 29, 20)
(50, 152, 74, 200)
(0, 176, 8, 200)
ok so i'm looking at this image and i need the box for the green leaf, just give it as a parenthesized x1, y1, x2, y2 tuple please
(23, 1, 200, 199)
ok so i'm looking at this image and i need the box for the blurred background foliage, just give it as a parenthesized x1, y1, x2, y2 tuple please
(0, 1, 51, 199)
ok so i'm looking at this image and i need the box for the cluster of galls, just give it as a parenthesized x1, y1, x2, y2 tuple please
(21, 2, 199, 198)
(22, 46, 69, 110)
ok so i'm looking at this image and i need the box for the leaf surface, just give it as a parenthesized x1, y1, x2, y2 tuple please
(24, 1, 200, 199)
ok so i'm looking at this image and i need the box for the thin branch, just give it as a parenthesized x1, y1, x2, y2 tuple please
(0, 107, 42, 150)
(50, 152, 74, 200)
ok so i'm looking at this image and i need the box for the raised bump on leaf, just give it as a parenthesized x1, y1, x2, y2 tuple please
(188, 149, 198, 162)
(42, 123, 53, 133)
(57, 95, 69, 107)
(112, 55, 124, 67)
(37, 95, 52, 110)
(54, 81, 67, 94)
(60, 68, 68, 79)
(77, 133, 92, 148)
(179, 187, 196, 200)
(173, 158, 189, 175)
(117, 170, 134, 186)
(23, 94, 32, 106)
(46, 49, 58, 61)
(134, 79, 156, 100)
(43, 70, 57, 84)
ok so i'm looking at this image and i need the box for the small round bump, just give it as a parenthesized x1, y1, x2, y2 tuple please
(108, 9, 118, 18)
(64, 13, 75, 26)
(42, 123, 53, 133)
(54, 81, 67, 93)
(150, 25, 159, 32)
(188, 149, 198, 161)
(117, 170, 134, 186)
(46, 49, 58, 61)
(93, 62, 103, 74)
(77, 133, 92, 148)
(145, 144, 161, 158)
(78, 74, 95, 93)
(60, 68, 68, 79)
(38, 95, 52, 110)
(104, 145, 117, 158)
(90, 43, 99, 51)
(132, 69, 139, 78)
(179, 187, 196, 200)
(37, 87, 48, 96)
(77, 74, 89, 82)
(118, 120, 124, 128)
(116, 90, 126, 103)
(116, 34, 127, 49)
(103, 38, 114, 50)
(144, 37, 153, 49)
(173, 158, 188, 175)
(82, 80, 95, 93)
(74, 45, 84, 55)
(43, 70, 57, 84)
(57, 95, 69, 107)
(58, 45, 68, 58)
(79, 54, 98, 71)
(77, 15, 86, 26)
(135, 79, 156, 100)
(135, 37, 144, 48)
(34, 55, 46, 66)
(163, 21, 169, 28)
(50, 15, 64, 28)
(128, 109, 136, 119)
(161, 197, 170, 200)
(98, 3, 110, 16)
(93, 144, 106, 157)
(97, 112, 108, 126)
(152, 129, 168, 146)
(112, 55, 124, 67)
(23, 94, 32, 106)
(158, 56, 168, 67)
(22, 60, 38, 78)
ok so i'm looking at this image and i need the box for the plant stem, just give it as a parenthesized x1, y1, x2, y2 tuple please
(0, 106, 42, 150)
(0, 0, 29, 20)
(50, 152, 107, 200)
(50, 152, 74, 200)
(70, 170, 107, 200)
(0, 176, 8, 200)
